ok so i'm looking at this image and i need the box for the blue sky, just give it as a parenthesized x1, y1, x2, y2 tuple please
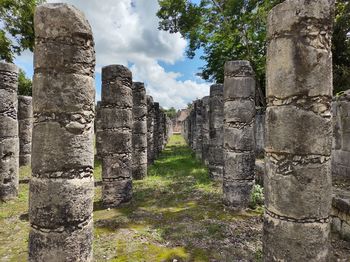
(15, 0, 210, 109)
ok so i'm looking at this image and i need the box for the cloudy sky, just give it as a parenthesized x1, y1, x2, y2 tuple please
(15, 0, 211, 109)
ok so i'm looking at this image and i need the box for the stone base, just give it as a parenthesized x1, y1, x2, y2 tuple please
(102, 179, 132, 207)
(263, 213, 330, 261)
(223, 180, 254, 210)
(331, 188, 350, 241)
(29, 219, 93, 262)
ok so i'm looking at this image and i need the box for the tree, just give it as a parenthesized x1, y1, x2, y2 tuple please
(0, 0, 45, 62)
(333, 0, 350, 93)
(164, 107, 177, 118)
(18, 68, 32, 96)
(157, 0, 350, 99)
(157, 0, 283, 105)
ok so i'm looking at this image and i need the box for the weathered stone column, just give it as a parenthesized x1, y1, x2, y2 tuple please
(201, 96, 210, 165)
(195, 99, 203, 160)
(98, 65, 133, 207)
(0, 62, 19, 201)
(159, 111, 166, 150)
(153, 102, 161, 157)
(208, 84, 224, 180)
(223, 60, 255, 210)
(95, 101, 102, 161)
(263, 1, 334, 261)
(132, 82, 147, 180)
(18, 96, 33, 167)
(147, 95, 155, 165)
(29, 4, 95, 261)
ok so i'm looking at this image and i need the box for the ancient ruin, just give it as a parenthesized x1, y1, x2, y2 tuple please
(208, 84, 224, 180)
(0, 62, 19, 201)
(132, 82, 148, 180)
(98, 65, 133, 207)
(29, 3, 95, 260)
(18, 95, 33, 167)
(263, 1, 334, 260)
(201, 96, 210, 165)
(223, 61, 255, 210)
(147, 95, 155, 164)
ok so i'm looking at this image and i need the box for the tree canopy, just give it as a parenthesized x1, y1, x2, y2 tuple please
(157, 0, 350, 98)
(0, 0, 45, 62)
(18, 68, 32, 96)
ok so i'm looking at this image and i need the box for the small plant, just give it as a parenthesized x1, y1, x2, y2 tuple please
(249, 184, 264, 209)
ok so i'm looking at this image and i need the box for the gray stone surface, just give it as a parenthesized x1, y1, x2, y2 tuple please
(153, 102, 161, 157)
(132, 82, 147, 180)
(255, 107, 265, 157)
(98, 65, 133, 207)
(201, 96, 210, 165)
(194, 99, 203, 160)
(147, 96, 155, 165)
(18, 96, 32, 167)
(263, 1, 334, 260)
(208, 84, 224, 180)
(29, 4, 95, 261)
(0, 62, 19, 201)
(223, 60, 255, 210)
(332, 93, 350, 184)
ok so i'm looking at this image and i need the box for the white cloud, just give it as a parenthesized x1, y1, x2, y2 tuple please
(33, 0, 210, 109)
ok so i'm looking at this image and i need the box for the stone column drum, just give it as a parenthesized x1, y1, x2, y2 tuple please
(201, 96, 210, 165)
(208, 84, 224, 180)
(0, 62, 19, 201)
(195, 99, 203, 160)
(263, 1, 334, 261)
(223, 60, 255, 210)
(132, 82, 148, 180)
(153, 102, 161, 157)
(98, 65, 133, 207)
(29, 4, 95, 261)
(147, 95, 155, 165)
(18, 96, 33, 167)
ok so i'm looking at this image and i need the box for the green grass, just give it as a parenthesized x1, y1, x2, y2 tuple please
(0, 134, 264, 261)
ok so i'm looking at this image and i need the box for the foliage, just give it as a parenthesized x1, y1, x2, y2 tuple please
(157, 0, 350, 98)
(18, 68, 32, 96)
(333, 0, 350, 93)
(249, 184, 264, 209)
(163, 106, 177, 118)
(0, 0, 45, 62)
(157, 0, 283, 105)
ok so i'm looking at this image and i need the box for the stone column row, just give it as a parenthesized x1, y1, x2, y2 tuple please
(18, 95, 33, 167)
(0, 62, 19, 202)
(132, 82, 148, 180)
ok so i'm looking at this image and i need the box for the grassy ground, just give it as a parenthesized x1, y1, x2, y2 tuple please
(1, 134, 349, 261)
(0, 135, 263, 261)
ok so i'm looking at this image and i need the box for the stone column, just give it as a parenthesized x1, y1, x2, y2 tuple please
(263, 1, 334, 261)
(147, 95, 155, 165)
(195, 99, 203, 160)
(208, 84, 224, 180)
(132, 82, 147, 180)
(0, 62, 19, 201)
(223, 60, 255, 210)
(159, 111, 166, 150)
(29, 4, 95, 261)
(153, 102, 160, 157)
(98, 65, 133, 207)
(18, 96, 33, 167)
(201, 96, 210, 165)
(95, 101, 102, 161)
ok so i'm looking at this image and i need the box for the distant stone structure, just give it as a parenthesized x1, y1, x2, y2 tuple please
(208, 84, 224, 180)
(29, 4, 95, 261)
(263, 1, 334, 260)
(194, 99, 203, 160)
(153, 102, 161, 157)
(0, 62, 19, 201)
(255, 107, 265, 157)
(18, 96, 33, 166)
(201, 96, 210, 165)
(223, 61, 255, 210)
(98, 65, 133, 207)
(332, 92, 350, 183)
(147, 95, 155, 165)
(132, 82, 147, 180)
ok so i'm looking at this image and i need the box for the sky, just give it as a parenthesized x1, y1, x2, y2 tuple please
(15, 0, 211, 110)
